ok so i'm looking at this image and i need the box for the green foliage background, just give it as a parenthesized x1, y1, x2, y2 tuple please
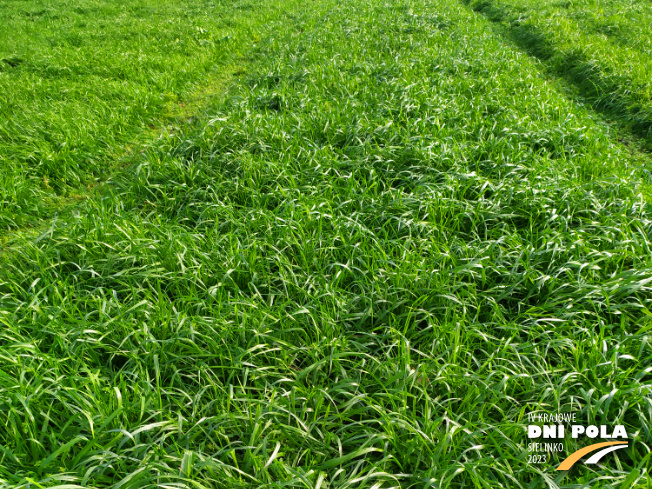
(0, 0, 651, 487)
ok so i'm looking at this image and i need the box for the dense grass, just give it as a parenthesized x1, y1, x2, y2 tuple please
(0, 0, 293, 229)
(1, 0, 652, 487)
(466, 0, 652, 150)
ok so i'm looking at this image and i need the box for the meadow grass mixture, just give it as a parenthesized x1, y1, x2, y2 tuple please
(1, 0, 651, 487)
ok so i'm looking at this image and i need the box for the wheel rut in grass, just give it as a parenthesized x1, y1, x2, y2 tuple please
(0, 65, 242, 254)
(0, 0, 309, 250)
(463, 0, 652, 158)
(0, 0, 309, 236)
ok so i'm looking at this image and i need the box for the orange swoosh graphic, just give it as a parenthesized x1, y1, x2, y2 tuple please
(556, 441, 628, 471)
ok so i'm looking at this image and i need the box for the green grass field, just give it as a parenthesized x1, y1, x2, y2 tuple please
(0, 0, 291, 229)
(1, 0, 651, 487)
(467, 0, 652, 150)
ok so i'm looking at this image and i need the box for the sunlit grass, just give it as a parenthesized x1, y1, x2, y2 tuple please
(467, 0, 652, 150)
(0, 0, 651, 487)
(0, 0, 287, 229)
